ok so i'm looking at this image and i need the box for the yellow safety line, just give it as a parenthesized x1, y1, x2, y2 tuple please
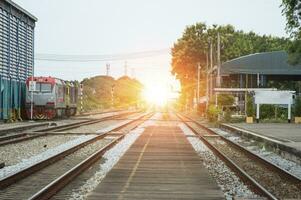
(118, 127, 154, 200)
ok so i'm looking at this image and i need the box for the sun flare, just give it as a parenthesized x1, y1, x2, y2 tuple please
(142, 84, 169, 106)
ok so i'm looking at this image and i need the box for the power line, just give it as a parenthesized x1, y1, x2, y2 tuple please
(35, 49, 170, 62)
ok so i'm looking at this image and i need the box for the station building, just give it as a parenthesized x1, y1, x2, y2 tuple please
(0, 0, 37, 121)
(220, 51, 301, 92)
(208, 51, 301, 113)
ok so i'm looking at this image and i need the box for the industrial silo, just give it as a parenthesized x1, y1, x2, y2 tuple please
(0, 0, 37, 121)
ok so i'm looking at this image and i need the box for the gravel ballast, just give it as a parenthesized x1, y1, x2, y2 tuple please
(65, 113, 159, 200)
(0, 135, 97, 179)
(179, 123, 260, 200)
(0, 134, 81, 167)
(211, 128, 301, 179)
(206, 135, 301, 199)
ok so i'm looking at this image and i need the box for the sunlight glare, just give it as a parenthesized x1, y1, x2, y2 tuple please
(142, 84, 169, 106)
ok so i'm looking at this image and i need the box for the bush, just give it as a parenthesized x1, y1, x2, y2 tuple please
(218, 94, 235, 106)
(246, 94, 254, 117)
(295, 96, 301, 116)
(207, 105, 221, 122)
(224, 107, 232, 122)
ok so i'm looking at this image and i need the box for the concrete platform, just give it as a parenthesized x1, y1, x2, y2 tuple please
(221, 123, 301, 163)
(87, 125, 224, 200)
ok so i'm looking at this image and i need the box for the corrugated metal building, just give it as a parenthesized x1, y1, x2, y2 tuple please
(0, 0, 37, 121)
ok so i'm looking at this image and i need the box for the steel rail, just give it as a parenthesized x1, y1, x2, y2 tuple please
(181, 114, 301, 184)
(27, 112, 153, 200)
(176, 113, 278, 200)
(0, 110, 125, 137)
(0, 111, 138, 146)
(0, 112, 151, 189)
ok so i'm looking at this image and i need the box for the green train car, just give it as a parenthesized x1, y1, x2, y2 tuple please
(0, 0, 37, 121)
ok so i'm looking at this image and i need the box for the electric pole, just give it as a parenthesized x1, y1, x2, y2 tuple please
(106, 63, 110, 76)
(210, 39, 213, 98)
(206, 51, 209, 111)
(217, 32, 221, 87)
(111, 84, 115, 108)
(197, 63, 201, 106)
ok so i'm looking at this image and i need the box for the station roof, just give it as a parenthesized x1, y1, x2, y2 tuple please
(221, 51, 301, 76)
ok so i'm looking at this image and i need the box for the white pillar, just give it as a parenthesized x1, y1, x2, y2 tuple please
(288, 103, 291, 123)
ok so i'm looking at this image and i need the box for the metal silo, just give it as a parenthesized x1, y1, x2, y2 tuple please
(0, 0, 37, 121)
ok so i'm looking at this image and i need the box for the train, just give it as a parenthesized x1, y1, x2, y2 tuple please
(25, 76, 79, 119)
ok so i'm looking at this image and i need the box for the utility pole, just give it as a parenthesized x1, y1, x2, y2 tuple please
(124, 61, 128, 76)
(111, 84, 115, 108)
(210, 39, 213, 98)
(197, 63, 201, 106)
(106, 63, 110, 76)
(206, 51, 209, 111)
(217, 32, 221, 87)
(80, 83, 83, 113)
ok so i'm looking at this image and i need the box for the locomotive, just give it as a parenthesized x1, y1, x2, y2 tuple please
(25, 76, 79, 119)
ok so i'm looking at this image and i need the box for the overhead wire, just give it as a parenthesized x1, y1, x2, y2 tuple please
(35, 48, 170, 62)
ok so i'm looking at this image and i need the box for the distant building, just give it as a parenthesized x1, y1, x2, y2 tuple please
(206, 51, 301, 113)
(0, 0, 37, 121)
(220, 51, 301, 92)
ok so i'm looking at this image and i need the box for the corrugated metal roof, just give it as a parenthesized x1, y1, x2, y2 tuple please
(4, 0, 37, 22)
(221, 51, 301, 75)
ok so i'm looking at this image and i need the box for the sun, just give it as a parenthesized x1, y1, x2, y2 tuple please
(142, 84, 169, 106)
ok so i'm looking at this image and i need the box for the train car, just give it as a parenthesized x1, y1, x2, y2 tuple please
(25, 76, 79, 119)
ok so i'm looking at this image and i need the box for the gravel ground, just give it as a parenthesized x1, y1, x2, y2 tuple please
(62, 113, 160, 200)
(179, 123, 260, 200)
(206, 135, 301, 199)
(0, 135, 96, 179)
(0, 134, 81, 167)
(211, 128, 301, 179)
(0, 138, 113, 200)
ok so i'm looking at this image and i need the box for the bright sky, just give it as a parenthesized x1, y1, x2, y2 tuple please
(14, 0, 287, 91)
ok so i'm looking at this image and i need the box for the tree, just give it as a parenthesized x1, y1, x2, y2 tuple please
(172, 23, 291, 108)
(281, 0, 301, 64)
(115, 76, 143, 107)
(81, 75, 143, 111)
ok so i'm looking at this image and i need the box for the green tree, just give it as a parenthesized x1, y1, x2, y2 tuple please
(81, 75, 143, 111)
(281, 0, 301, 64)
(295, 96, 301, 116)
(172, 23, 290, 107)
(115, 76, 143, 108)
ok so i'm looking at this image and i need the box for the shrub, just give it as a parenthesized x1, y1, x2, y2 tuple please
(294, 96, 301, 116)
(224, 107, 232, 122)
(218, 94, 235, 106)
(207, 105, 221, 122)
(246, 94, 254, 117)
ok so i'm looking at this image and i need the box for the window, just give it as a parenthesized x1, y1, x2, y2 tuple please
(33, 83, 52, 93)
(41, 83, 52, 92)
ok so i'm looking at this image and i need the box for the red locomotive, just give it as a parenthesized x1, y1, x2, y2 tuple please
(26, 76, 79, 119)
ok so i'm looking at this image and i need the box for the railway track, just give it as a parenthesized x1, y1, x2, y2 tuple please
(0, 112, 153, 200)
(0, 110, 124, 137)
(0, 111, 138, 146)
(177, 113, 301, 200)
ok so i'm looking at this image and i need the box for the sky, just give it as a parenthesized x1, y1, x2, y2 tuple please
(14, 0, 288, 90)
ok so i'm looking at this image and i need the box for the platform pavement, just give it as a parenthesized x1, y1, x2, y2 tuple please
(220, 123, 301, 163)
(87, 124, 224, 200)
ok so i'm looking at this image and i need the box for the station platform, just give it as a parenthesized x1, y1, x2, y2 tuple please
(220, 123, 301, 162)
(87, 125, 224, 200)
